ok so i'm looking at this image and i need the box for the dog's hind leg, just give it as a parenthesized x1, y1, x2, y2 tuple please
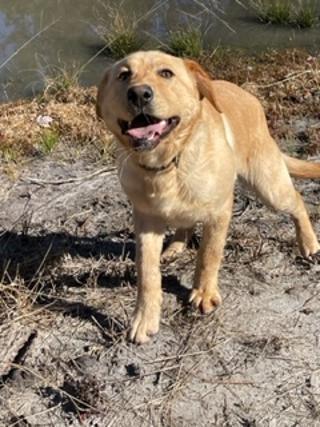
(245, 140, 320, 258)
(161, 227, 193, 262)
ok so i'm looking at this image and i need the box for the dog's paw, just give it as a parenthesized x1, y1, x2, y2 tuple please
(298, 237, 320, 259)
(161, 242, 185, 263)
(129, 306, 160, 344)
(189, 288, 222, 314)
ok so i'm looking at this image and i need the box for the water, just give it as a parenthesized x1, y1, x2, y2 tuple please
(0, 0, 319, 102)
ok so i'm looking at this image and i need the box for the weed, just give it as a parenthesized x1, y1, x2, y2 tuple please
(39, 129, 59, 154)
(43, 67, 79, 101)
(251, 0, 292, 24)
(98, 7, 143, 59)
(250, 0, 319, 28)
(294, 1, 319, 28)
(167, 28, 204, 58)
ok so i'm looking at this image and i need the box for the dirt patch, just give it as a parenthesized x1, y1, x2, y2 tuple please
(0, 49, 320, 426)
(1, 145, 320, 426)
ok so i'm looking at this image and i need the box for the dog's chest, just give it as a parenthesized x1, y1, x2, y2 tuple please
(121, 167, 225, 226)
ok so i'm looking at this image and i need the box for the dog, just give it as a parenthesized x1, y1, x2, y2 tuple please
(96, 50, 320, 344)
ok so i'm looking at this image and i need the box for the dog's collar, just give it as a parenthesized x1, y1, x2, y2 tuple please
(138, 154, 180, 173)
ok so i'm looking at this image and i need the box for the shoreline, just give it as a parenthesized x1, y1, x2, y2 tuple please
(0, 48, 319, 168)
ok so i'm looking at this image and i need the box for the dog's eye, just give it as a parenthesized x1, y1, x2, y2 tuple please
(118, 69, 132, 81)
(158, 69, 174, 79)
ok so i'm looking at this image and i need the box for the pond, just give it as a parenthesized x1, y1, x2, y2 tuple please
(0, 0, 319, 101)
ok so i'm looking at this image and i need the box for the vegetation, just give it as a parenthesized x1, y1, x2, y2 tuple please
(39, 129, 59, 154)
(96, 1, 319, 60)
(43, 67, 79, 100)
(0, 49, 319, 166)
(0, 77, 112, 164)
(250, 0, 319, 28)
(166, 27, 204, 58)
(98, 7, 143, 59)
(294, 1, 319, 28)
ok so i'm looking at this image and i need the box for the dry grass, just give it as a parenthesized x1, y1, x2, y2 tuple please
(0, 82, 113, 162)
(205, 49, 320, 155)
(96, 3, 144, 59)
(2, 49, 319, 166)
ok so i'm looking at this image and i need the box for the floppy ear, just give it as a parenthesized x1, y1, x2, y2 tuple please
(184, 59, 222, 113)
(96, 68, 110, 119)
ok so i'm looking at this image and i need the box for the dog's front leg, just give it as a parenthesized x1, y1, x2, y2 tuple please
(129, 210, 166, 344)
(190, 197, 232, 314)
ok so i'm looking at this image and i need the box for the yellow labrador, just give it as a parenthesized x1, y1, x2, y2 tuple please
(97, 50, 320, 344)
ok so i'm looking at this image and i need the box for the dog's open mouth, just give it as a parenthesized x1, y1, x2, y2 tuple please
(118, 114, 180, 150)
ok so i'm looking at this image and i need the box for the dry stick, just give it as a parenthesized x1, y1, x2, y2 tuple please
(0, 301, 56, 328)
(258, 366, 320, 419)
(22, 166, 116, 186)
(0, 19, 61, 70)
(144, 337, 232, 364)
(253, 69, 320, 89)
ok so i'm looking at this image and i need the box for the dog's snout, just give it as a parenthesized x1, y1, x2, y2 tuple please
(127, 85, 153, 108)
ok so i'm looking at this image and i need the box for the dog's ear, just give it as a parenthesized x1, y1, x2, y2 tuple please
(184, 59, 222, 113)
(96, 68, 110, 119)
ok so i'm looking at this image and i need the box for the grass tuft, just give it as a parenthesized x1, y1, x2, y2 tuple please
(98, 7, 143, 59)
(250, 0, 319, 28)
(167, 28, 204, 58)
(294, 1, 319, 28)
(43, 67, 79, 101)
(39, 129, 59, 154)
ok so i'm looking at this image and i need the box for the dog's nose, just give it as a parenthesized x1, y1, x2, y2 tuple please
(127, 85, 153, 108)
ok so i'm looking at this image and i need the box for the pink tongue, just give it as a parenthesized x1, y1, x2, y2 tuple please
(127, 120, 167, 140)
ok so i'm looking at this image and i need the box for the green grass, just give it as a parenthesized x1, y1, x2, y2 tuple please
(294, 2, 319, 28)
(106, 31, 143, 59)
(250, 0, 319, 28)
(167, 28, 204, 58)
(39, 130, 59, 154)
(98, 7, 143, 59)
(42, 67, 79, 100)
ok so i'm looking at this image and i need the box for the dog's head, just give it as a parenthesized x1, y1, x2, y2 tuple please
(97, 51, 218, 158)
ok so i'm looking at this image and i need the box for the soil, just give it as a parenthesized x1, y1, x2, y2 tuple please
(0, 49, 320, 426)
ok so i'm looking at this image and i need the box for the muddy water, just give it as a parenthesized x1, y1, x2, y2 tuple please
(0, 0, 320, 102)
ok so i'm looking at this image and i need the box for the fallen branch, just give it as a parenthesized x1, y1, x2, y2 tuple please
(22, 166, 116, 186)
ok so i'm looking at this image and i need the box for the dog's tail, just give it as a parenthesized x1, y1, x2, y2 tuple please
(283, 154, 320, 179)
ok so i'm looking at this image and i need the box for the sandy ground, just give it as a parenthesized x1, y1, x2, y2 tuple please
(0, 49, 320, 426)
(0, 137, 320, 426)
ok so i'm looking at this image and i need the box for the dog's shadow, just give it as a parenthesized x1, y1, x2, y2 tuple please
(0, 229, 190, 329)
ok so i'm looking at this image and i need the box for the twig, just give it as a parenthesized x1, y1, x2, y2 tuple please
(253, 69, 319, 89)
(22, 166, 116, 186)
(144, 338, 232, 364)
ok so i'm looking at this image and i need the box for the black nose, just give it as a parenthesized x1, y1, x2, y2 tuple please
(127, 85, 153, 108)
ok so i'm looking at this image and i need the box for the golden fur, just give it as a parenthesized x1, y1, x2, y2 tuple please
(97, 51, 320, 344)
